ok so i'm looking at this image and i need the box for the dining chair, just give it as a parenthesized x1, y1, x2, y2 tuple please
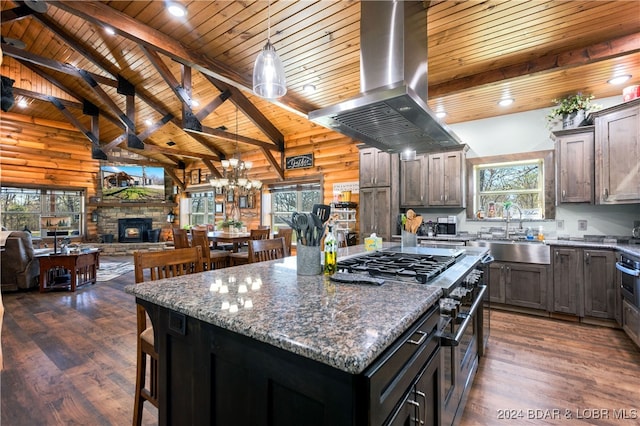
(229, 228, 271, 266)
(172, 228, 190, 249)
(132, 246, 204, 426)
(192, 228, 229, 270)
(274, 228, 293, 256)
(248, 237, 287, 263)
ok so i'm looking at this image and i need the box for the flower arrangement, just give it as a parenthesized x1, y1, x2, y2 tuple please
(547, 93, 601, 123)
(217, 218, 243, 230)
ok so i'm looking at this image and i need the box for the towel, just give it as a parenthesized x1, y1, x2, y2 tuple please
(0, 231, 12, 247)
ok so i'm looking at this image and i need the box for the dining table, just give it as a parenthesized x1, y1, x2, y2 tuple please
(208, 231, 251, 252)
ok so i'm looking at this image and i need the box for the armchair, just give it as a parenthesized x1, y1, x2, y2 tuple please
(1, 231, 40, 291)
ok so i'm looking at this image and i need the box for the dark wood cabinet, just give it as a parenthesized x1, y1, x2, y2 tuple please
(143, 300, 441, 426)
(551, 246, 617, 320)
(400, 154, 428, 207)
(427, 150, 465, 207)
(551, 247, 582, 315)
(359, 147, 399, 242)
(489, 261, 548, 310)
(622, 299, 640, 348)
(553, 127, 594, 203)
(583, 249, 617, 319)
(594, 99, 640, 204)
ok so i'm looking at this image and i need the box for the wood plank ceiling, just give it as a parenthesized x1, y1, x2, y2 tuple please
(1, 0, 639, 182)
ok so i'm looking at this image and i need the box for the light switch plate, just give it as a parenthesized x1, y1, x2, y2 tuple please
(578, 220, 588, 231)
(556, 220, 564, 230)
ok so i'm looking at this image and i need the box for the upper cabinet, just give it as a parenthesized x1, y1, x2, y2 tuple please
(593, 99, 640, 204)
(400, 147, 467, 208)
(360, 147, 394, 188)
(428, 150, 466, 207)
(553, 126, 594, 203)
(400, 154, 428, 207)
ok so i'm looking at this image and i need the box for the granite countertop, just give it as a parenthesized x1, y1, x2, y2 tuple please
(125, 244, 443, 375)
(544, 240, 640, 257)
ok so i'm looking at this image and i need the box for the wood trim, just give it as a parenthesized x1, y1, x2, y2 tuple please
(465, 150, 555, 219)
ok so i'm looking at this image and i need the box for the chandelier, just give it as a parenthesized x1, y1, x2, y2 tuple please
(209, 108, 262, 199)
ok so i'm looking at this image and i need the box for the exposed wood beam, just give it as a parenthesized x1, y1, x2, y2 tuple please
(13, 87, 81, 110)
(165, 168, 186, 191)
(195, 90, 231, 123)
(104, 155, 173, 168)
(260, 147, 285, 181)
(52, 0, 314, 116)
(0, 4, 33, 23)
(132, 144, 220, 161)
(429, 32, 640, 98)
(201, 159, 222, 179)
(48, 97, 107, 160)
(76, 69, 134, 130)
(185, 125, 278, 152)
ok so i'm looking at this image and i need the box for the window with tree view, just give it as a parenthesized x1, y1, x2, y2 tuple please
(474, 159, 544, 219)
(270, 183, 321, 243)
(0, 186, 85, 236)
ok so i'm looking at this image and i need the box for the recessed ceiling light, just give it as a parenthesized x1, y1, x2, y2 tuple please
(145, 119, 153, 126)
(303, 84, 316, 94)
(17, 99, 28, 108)
(191, 99, 199, 107)
(498, 98, 514, 107)
(167, 2, 186, 17)
(166, 141, 176, 146)
(104, 27, 115, 36)
(607, 74, 632, 85)
(435, 111, 447, 119)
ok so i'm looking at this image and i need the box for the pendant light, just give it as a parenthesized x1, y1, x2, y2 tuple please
(252, 0, 287, 99)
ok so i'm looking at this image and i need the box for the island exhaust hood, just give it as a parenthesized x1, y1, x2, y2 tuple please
(308, 1, 462, 153)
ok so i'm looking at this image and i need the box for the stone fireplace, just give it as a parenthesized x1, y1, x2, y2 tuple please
(118, 218, 153, 243)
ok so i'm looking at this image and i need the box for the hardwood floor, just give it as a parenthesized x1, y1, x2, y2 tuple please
(2, 259, 639, 425)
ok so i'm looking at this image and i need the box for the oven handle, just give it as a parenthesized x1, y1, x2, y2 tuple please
(616, 262, 640, 277)
(439, 285, 487, 347)
(481, 254, 494, 264)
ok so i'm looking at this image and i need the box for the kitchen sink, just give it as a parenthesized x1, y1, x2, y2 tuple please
(467, 239, 550, 264)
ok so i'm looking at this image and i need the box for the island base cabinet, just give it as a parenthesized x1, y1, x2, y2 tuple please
(488, 261, 548, 310)
(143, 300, 441, 426)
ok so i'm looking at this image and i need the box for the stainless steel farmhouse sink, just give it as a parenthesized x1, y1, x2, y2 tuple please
(467, 239, 550, 264)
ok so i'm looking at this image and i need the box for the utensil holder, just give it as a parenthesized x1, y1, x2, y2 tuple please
(296, 244, 322, 275)
(401, 231, 417, 248)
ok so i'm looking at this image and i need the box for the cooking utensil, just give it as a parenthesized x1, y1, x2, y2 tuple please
(312, 204, 331, 223)
(296, 214, 309, 245)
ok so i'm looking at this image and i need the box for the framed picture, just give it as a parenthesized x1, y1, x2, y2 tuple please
(190, 169, 200, 185)
(215, 202, 224, 214)
(239, 196, 248, 209)
(215, 186, 224, 196)
(247, 194, 255, 209)
(226, 189, 234, 203)
(202, 172, 210, 184)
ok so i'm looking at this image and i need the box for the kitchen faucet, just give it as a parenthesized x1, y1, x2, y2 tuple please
(504, 204, 523, 238)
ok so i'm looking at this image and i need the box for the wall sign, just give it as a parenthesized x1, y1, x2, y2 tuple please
(285, 153, 313, 170)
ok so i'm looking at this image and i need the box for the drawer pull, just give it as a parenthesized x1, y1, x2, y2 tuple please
(408, 330, 428, 346)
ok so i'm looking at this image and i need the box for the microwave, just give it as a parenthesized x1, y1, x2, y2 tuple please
(437, 216, 457, 235)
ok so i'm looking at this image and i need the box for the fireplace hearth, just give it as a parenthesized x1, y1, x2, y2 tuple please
(118, 218, 153, 243)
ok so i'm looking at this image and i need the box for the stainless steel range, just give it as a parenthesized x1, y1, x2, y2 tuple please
(334, 246, 492, 425)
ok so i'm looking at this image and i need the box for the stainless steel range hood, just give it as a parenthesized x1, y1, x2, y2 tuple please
(308, 1, 462, 153)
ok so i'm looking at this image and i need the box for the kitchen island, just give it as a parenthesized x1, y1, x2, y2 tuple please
(125, 244, 482, 425)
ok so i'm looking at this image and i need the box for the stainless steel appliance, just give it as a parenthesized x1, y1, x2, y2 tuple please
(617, 252, 640, 308)
(334, 246, 491, 425)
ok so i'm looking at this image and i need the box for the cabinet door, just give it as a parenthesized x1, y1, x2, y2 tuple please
(552, 248, 582, 315)
(360, 147, 392, 188)
(427, 153, 445, 206)
(596, 103, 640, 203)
(400, 155, 427, 206)
(359, 187, 392, 241)
(504, 263, 549, 310)
(622, 299, 640, 348)
(557, 130, 594, 203)
(443, 151, 464, 206)
(583, 249, 617, 319)
(489, 262, 506, 303)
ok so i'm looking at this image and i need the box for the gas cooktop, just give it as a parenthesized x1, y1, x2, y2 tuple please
(336, 248, 463, 284)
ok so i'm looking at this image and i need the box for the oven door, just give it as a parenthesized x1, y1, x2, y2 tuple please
(439, 285, 486, 426)
(617, 259, 640, 308)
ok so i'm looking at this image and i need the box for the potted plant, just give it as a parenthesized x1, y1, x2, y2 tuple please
(547, 93, 601, 129)
(217, 218, 243, 232)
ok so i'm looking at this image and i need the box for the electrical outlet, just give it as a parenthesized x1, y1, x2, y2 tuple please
(556, 220, 564, 230)
(578, 220, 588, 231)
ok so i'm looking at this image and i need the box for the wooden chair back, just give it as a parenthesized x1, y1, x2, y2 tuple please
(172, 228, 190, 249)
(190, 229, 211, 258)
(248, 237, 286, 263)
(250, 228, 271, 240)
(191, 229, 229, 270)
(274, 228, 293, 256)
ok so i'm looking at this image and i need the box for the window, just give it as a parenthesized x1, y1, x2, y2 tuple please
(269, 182, 321, 242)
(474, 159, 544, 219)
(0, 186, 85, 236)
(189, 191, 216, 226)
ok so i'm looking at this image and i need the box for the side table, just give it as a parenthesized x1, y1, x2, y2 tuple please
(39, 249, 100, 292)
